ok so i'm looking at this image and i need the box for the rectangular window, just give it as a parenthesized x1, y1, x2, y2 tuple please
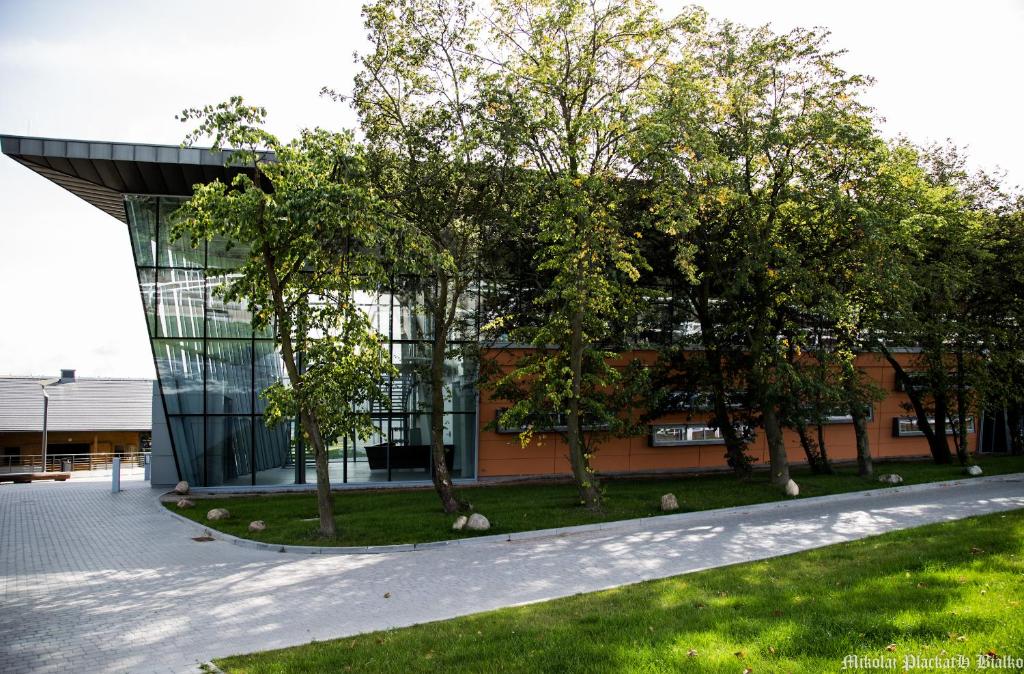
(894, 372, 930, 393)
(820, 405, 874, 424)
(649, 423, 725, 446)
(893, 416, 976, 437)
(664, 390, 746, 413)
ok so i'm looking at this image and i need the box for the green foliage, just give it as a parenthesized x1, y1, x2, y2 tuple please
(176, 100, 394, 447)
(347, 0, 518, 511)
(483, 0, 696, 507)
(174, 97, 396, 535)
(875, 142, 1024, 461)
(632, 19, 935, 481)
(167, 454, 1024, 548)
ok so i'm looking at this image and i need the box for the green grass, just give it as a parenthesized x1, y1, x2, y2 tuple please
(214, 509, 1024, 673)
(166, 454, 1024, 548)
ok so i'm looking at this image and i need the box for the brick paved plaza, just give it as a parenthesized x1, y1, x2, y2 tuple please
(1, 475, 1022, 673)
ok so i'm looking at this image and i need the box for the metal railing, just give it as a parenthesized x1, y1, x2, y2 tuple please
(0, 452, 151, 474)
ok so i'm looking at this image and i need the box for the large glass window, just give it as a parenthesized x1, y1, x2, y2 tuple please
(125, 195, 479, 487)
(157, 269, 204, 338)
(158, 199, 204, 268)
(206, 340, 254, 414)
(168, 416, 203, 485)
(126, 196, 156, 267)
(894, 416, 975, 437)
(153, 339, 204, 415)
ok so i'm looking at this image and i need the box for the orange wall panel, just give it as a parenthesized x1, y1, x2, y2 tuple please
(476, 350, 969, 477)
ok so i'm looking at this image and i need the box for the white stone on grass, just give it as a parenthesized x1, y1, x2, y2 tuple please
(466, 513, 490, 531)
(878, 474, 904, 484)
(452, 515, 468, 531)
(173, 481, 190, 495)
(660, 493, 679, 511)
(207, 508, 230, 521)
(965, 465, 983, 476)
(176, 498, 194, 509)
(248, 520, 267, 533)
(784, 479, 800, 497)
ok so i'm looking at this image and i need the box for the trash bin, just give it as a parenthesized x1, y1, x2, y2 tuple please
(60, 458, 72, 472)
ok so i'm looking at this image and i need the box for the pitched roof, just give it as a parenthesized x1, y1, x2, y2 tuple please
(0, 377, 152, 432)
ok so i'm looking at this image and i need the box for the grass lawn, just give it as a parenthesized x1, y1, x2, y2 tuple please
(167, 454, 1024, 548)
(213, 509, 1024, 673)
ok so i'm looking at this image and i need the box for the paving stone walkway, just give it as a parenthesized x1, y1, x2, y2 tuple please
(1, 474, 1022, 673)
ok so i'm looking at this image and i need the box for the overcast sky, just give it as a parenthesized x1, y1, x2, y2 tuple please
(0, 0, 1021, 379)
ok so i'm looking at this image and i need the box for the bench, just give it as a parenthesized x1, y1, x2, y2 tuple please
(0, 472, 71, 484)
(363, 443, 454, 471)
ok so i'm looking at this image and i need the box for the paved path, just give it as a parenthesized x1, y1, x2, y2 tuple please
(1, 475, 1022, 673)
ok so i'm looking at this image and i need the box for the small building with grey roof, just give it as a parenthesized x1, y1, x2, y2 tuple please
(0, 369, 152, 472)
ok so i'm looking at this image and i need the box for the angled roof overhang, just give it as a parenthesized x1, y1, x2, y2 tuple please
(0, 134, 269, 223)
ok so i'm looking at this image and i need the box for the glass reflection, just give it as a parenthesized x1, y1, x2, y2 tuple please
(154, 339, 203, 414)
(158, 199, 204, 268)
(168, 416, 203, 485)
(126, 196, 156, 267)
(206, 340, 253, 414)
(157, 269, 204, 338)
(206, 416, 251, 485)
(126, 195, 479, 486)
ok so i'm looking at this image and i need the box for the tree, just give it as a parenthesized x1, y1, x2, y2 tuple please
(636, 20, 879, 489)
(980, 191, 1024, 455)
(779, 138, 927, 478)
(344, 0, 517, 513)
(484, 0, 688, 510)
(872, 143, 979, 465)
(879, 143, 1022, 465)
(175, 98, 395, 537)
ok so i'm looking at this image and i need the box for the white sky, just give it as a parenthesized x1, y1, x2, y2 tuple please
(0, 0, 1021, 379)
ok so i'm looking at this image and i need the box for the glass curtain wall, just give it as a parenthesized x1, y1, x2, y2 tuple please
(328, 284, 478, 483)
(125, 195, 478, 486)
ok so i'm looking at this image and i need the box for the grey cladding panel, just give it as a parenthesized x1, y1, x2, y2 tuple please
(0, 133, 273, 219)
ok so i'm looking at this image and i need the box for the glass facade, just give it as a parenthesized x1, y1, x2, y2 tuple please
(125, 195, 478, 486)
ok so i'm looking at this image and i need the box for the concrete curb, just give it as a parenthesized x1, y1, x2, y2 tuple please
(159, 472, 1024, 556)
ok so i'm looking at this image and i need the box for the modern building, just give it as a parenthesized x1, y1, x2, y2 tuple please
(0, 369, 152, 471)
(1, 134, 981, 488)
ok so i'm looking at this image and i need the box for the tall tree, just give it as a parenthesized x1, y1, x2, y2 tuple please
(872, 144, 985, 464)
(881, 143, 1021, 465)
(783, 137, 926, 478)
(345, 0, 510, 513)
(176, 98, 395, 537)
(636, 20, 878, 489)
(484, 0, 688, 510)
(980, 191, 1024, 455)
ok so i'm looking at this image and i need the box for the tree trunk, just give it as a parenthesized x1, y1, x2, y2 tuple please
(763, 403, 790, 488)
(566, 306, 601, 510)
(1008, 405, 1024, 455)
(815, 423, 833, 474)
(881, 347, 951, 464)
(429, 277, 466, 514)
(750, 340, 789, 488)
(850, 400, 872, 477)
(696, 287, 751, 478)
(795, 419, 821, 473)
(302, 409, 337, 538)
(931, 389, 954, 464)
(707, 351, 752, 477)
(265, 250, 336, 538)
(954, 349, 970, 466)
